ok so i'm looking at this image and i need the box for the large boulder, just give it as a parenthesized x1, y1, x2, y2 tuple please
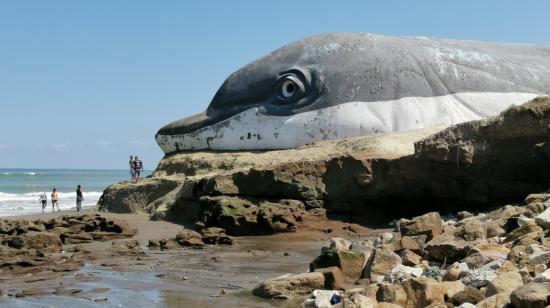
(369, 248, 403, 280)
(485, 270, 524, 297)
(97, 178, 182, 213)
(510, 282, 550, 308)
(313, 266, 346, 290)
(457, 217, 486, 241)
(252, 272, 325, 299)
(401, 277, 446, 308)
(425, 233, 470, 262)
(376, 283, 408, 306)
(448, 288, 485, 306)
(175, 229, 204, 247)
(310, 248, 366, 281)
(503, 222, 544, 244)
(200, 227, 232, 245)
(399, 212, 443, 240)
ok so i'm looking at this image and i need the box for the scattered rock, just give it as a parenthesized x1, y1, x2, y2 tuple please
(425, 233, 469, 262)
(510, 282, 550, 308)
(310, 248, 366, 281)
(321, 237, 351, 253)
(535, 207, 550, 229)
(461, 260, 504, 288)
(201, 227, 233, 245)
(458, 217, 486, 241)
(444, 262, 469, 281)
(485, 270, 524, 297)
(401, 277, 446, 307)
(534, 268, 550, 282)
(448, 288, 485, 306)
(303, 289, 340, 308)
(175, 229, 204, 247)
(370, 249, 403, 279)
(399, 212, 443, 240)
(503, 222, 543, 244)
(385, 264, 423, 283)
(253, 272, 325, 299)
(314, 267, 346, 290)
(400, 249, 422, 266)
(377, 283, 407, 306)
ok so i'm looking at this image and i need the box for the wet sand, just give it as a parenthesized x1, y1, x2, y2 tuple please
(1, 209, 377, 307)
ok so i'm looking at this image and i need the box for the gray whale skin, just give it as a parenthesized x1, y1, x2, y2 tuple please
(156, 33, 550, 153)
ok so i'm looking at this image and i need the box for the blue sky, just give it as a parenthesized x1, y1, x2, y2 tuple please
(0, 1, 548, 169)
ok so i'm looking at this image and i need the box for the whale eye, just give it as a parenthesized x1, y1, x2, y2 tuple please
(275, 74, 305, 103)
(281, 80, 296, 98)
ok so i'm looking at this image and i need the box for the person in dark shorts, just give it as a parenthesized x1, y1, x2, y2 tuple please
(76, 185, 84, 212)
(39, 192, 47, 213)
(132, 156, 144, 183)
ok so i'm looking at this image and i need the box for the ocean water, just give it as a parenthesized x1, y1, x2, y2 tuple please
(0, 168, 147, 217)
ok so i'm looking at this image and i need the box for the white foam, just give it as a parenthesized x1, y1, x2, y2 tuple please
(157, 92, 541, 151)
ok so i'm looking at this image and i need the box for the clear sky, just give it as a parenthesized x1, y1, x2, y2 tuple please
(0, 1, 549, 169)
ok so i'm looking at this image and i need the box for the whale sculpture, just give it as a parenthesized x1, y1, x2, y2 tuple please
(156, 33, 550, 153)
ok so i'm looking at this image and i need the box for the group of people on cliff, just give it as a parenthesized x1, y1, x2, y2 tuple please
(129, 155, 144, 183)
(38, 185, 84, 213)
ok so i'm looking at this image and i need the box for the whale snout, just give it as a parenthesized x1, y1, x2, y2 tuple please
(156, 111, 209, 137)
(155, 111, 214, 153)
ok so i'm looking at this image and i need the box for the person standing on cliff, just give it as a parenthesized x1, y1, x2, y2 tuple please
(51, 188, 60, 212)
(76, 185, 84, 212)
(129, 155, 135, 181)
(132, 156, 144, 183)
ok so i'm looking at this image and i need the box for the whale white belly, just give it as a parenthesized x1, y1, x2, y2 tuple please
(156, 92, 541, 152)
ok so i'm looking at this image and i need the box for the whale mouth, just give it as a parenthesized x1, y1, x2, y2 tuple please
(156, 112, 210, 137)
(156, 109, 242, 137)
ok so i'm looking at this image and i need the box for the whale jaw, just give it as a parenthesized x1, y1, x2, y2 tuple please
(155, 92, 540, 154)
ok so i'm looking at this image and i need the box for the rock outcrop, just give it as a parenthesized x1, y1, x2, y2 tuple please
(0, 214, 137, 278)
(99, 97, 550, 232)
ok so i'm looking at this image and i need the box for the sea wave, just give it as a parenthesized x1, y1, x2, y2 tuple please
(0, 191, 104, 217)
(0, 191, 103, 201)
(2, 172, 37, 176)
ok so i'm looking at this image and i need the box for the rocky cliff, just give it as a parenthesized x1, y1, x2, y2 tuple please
(98, 97, 550, 229)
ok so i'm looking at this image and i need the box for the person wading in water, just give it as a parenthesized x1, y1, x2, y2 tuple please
(38, 192, 47, 213)
(76, 185, 84, 212)
(51, 188, 60, 212)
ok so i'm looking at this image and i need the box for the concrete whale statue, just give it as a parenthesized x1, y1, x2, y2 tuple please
(156, 33, 550, 153)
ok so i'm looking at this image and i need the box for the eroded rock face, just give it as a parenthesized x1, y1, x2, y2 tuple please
(99, 97, 550, 230)
(197, 196, 305, 236)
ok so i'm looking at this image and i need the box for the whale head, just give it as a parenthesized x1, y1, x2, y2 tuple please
(156, 33, 548, 153)
(156, 33, 393, 153)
